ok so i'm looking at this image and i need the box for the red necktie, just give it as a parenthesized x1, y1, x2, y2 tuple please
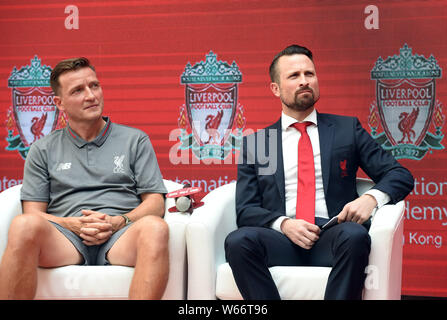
(292, 122, 315, 224)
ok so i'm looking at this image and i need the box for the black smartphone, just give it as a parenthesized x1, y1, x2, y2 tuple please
(321, 216, 339, 230)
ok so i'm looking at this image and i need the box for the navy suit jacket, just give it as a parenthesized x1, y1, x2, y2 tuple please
(235, 112, 414, 228)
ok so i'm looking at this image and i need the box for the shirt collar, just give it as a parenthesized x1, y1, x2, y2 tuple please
(281, 109, 318, 131)
(65, 116, 112, 148)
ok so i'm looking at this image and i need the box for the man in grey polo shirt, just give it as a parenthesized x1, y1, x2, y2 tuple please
(0, 57, 168, 300)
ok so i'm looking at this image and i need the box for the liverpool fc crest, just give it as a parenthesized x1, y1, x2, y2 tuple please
(369, 44, 444, 160)
(175, 51, 245, 161)
(6, 56, 66, 159)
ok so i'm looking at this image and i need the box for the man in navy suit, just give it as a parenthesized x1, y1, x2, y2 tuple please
(224, 44, 414, 300)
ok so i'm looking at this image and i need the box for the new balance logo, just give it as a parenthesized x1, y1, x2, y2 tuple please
(56, 162, 71, 171)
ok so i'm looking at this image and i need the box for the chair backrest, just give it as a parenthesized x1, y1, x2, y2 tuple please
(163, 179, 183, 212)
(0, 184, 23, 260)
(0, 184, 22, 214)
(163, 179, 183, 193)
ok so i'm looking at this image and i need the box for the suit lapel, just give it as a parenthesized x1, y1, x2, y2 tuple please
(267, 119, 285, 203)
(317, 113, 334, 196)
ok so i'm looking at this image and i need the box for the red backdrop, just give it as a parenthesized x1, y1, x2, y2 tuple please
(1, 0, 446, 297)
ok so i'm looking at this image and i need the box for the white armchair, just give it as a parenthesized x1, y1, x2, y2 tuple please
(186, 178, 405, 300)
(0, 179, 189, 300)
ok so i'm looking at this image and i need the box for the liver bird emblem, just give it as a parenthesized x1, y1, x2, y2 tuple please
(113, 155, 125, 173)
(398, 107, 419, 144)
(30, 112, 47, 142)
(340, 159, 348, 177)
(205, 110, 223, 144)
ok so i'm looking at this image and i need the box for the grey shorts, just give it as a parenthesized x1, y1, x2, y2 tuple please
(49, 220, 132, 266)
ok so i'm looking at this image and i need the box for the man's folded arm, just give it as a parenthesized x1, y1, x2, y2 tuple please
(354, 117, 414, 204)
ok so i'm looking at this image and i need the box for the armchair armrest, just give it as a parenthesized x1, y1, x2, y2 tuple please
(161, 179, 189, 299)
(0, 185, 23, 261)
(186, 181, 237, 299)
(365, 200, 405, 299)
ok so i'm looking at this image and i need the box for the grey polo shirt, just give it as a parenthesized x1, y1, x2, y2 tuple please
(21, 117, 167, 217)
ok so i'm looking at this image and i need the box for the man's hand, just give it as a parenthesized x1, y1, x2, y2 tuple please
(337, 194, 377, 224)
(281, 218, 320, 250)
(78, 210, 114, 246)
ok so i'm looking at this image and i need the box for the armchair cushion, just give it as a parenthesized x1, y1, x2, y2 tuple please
(216, 264, 330, 300)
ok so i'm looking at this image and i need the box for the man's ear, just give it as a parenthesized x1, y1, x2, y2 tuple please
(53, 95, 64, 111)
(270, 82, 280, 98)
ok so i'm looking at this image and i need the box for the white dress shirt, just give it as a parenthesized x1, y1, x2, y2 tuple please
(270, 110, 390, 233)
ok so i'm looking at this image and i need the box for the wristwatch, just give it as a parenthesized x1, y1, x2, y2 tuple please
(122, 214, 132, 226)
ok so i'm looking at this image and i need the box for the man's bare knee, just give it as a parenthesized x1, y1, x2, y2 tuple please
(138, 216, 168, 238)
(8, 214, 47, 249)
(135, 216, 169, 251)
(7, 214, 82, 267)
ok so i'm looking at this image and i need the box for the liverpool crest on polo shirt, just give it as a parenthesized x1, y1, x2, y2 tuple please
(5, 56, 66, 159)
(175, 51, 245, 161)
(369, 44, 445, 160)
